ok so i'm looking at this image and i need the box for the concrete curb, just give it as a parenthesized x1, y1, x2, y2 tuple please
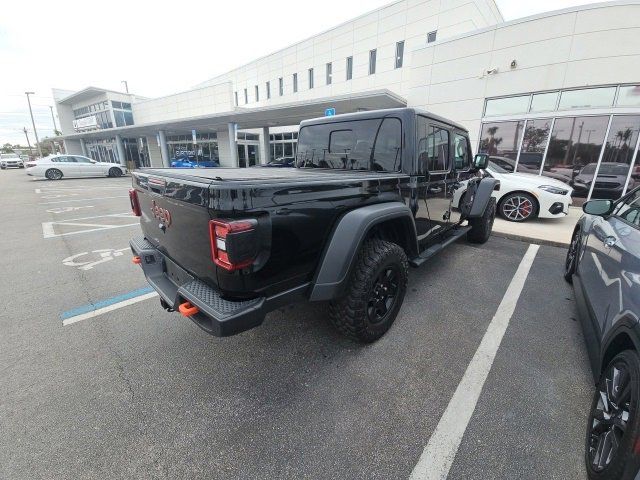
(491, 231, 569, 249)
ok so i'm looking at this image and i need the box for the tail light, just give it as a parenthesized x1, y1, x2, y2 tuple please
(129, 188, 141, 216)
(209, 219, 258, 271)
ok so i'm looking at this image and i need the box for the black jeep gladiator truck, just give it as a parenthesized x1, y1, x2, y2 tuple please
(129, 108, 498, 342)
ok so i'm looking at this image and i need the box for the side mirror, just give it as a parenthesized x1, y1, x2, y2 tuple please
(472, 153, 489, 171)
(582, 199, 613, 216)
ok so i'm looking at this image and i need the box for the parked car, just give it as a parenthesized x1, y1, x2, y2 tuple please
(170, 155, 219, 168)
(25, 154, 127, 180)
(564, 185, 640, 480)
(130, 107, 497, 343)
(453, 160, 572, 222)
(572, 162, 633, 199)
(0, 153, 24, 169)
(264, 156, 295, 167)
(488, 155, 571, 183)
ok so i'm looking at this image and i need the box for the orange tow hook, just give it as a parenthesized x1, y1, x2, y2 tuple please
(132, 255, 142, 265)
(178, 302, 199, 317)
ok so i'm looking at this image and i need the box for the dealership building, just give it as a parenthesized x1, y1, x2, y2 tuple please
(53, 0, 640, 202)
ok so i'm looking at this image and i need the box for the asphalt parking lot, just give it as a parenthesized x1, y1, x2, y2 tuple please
(0, 168, 594, 479)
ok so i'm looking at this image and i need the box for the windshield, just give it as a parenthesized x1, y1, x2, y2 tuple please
(296, 117, 402, 171)
(487, 160, 510, 174)
(581, 163, 631, 175)
(1, 153, 19, 159)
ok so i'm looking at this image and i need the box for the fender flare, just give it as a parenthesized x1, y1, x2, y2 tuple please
(309, 202, 417, 301)
(467, 177, 500, 218)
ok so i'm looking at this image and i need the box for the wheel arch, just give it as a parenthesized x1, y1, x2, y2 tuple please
(497, 190, 540, 215)
(309, 202, 418, 302)
(599, 320, 640, 380)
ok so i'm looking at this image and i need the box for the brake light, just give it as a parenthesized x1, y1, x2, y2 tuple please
(209, 219, 258, 271)
(129, 188, 141, 216)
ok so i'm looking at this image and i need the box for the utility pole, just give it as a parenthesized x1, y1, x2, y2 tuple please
(121, 80, 129, 93)
(23, 127, 33, 156)
(25, 92, 43, 158)
(49, 106, 58, 133)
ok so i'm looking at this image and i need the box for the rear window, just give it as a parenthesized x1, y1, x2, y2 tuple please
(296, 117, 402, 171)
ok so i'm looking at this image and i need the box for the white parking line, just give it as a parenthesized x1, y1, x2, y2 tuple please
(409, 244, 540, 480)
(42, 212, 138, 238)
(40, 195, 128, 205)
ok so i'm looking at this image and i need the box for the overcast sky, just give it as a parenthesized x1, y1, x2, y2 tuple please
(0, 0, 604, 145)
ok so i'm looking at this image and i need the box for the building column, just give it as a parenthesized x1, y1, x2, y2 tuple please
(259, 127, 270, 165)
(115, 134, 126, 166)
(217, 123, 239, 167)
(145, 135, 164, 168)
(79, 138, 88, 156)
(158, 130, 170, 167)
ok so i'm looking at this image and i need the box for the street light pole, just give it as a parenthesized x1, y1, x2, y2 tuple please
(121, 80, 129, 93)
(23, 127, 33, 156)
(49, 106, 58, 133)
(25, 92, 43, 158)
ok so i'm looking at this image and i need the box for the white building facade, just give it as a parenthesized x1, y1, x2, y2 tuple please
(53, 0, 640, 201)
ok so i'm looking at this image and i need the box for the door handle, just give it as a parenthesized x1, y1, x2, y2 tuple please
(603, 236, 617, 248)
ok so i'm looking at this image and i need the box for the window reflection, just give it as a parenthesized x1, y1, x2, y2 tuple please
(479, 121, 524, 171)
(596, 115, 640, 198)
(542, 116, 609, 203)
(518, 119, 551, 174)
(617, 86, 640, 107)
(530, 92, 558, 113)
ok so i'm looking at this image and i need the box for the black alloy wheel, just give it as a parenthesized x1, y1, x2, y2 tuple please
(109, 167, 123, 177)
(45, 168, 63, 180)
(564, 229, 580, 283)
(586, 351, 640, 480)
(367, 266, 400, 325)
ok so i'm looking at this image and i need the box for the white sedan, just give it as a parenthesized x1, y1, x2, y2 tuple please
(454, 161, 573, 222)
(26, 154, 127, 180)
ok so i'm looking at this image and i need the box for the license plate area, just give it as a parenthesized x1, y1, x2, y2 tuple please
(164, 256, 193, 286)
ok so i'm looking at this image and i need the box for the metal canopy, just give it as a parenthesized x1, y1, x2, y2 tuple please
(56, 89, 406, 140)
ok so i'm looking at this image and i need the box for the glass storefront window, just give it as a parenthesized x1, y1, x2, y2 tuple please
(517, 119, 552, 173)
(596, 115, 640, 198)
(617, 86, 640, 107)
(542, 116, 609, 202)
(478, 121, 525, 171)
(484, 96, 530, 117)
(558, 87, 616, 110)
(530, 92, 558, 113)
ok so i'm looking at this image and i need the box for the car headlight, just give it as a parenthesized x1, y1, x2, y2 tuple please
(538, 185, 569, 195)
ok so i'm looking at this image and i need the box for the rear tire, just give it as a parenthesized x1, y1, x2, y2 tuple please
(585, 350, 640, 480)
(45, 168, 63, 180)
(467, 197, 496, 244)
(328, 239, 408, 343)
(108, 167, 123, 177)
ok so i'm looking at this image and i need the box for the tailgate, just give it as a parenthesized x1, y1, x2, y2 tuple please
(133, 172, 217, 285)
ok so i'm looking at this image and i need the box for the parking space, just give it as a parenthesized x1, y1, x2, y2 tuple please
(0, 168, 593, 479)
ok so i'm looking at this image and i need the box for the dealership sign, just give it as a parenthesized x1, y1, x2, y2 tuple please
(73, 115, 98, 131)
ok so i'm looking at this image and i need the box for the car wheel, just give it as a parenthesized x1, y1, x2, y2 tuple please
(45, 168, 63, 180)
(0, 166, 6, 170)
(328, 239, 408, 343)
(586, 350, 640, 480)
(108, 167, 123, 178)
(499, 192, 538, 222)
(467, 197, 496, 244)
(564, 228, 581, 283)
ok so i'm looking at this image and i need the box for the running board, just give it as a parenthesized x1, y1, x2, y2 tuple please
(409, 226, 471, 267)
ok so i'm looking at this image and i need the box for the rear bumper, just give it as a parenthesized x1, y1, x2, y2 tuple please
(129, 236, 308, 336)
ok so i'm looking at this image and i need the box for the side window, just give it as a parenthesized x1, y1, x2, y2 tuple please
(417, 117, 450, 173)
(614, 190, 640, 227)
(73, 156, 91, 163)
(453, 133, 470, 170)
(371, 118, 402, 171)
